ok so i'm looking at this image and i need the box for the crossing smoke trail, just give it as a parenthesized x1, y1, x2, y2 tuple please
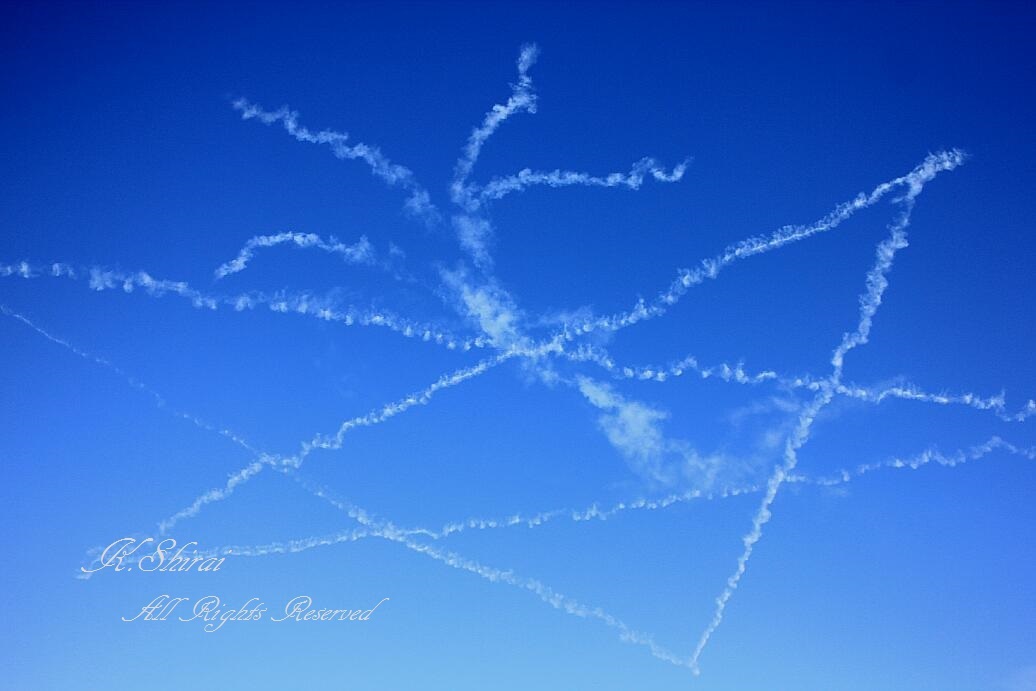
(228, 517, 695, 667)
(446, 43, 686, 274)
(0, 261, 485, 351)
(688, 155, 959, 673)
(232, 99, 439, 223)
(0, 306, 297, 578)
(213, 232, 375, 280)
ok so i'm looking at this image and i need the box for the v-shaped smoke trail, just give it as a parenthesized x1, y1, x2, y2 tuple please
(688, 152, 965, 673)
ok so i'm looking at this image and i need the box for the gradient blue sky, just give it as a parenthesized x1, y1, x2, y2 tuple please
(2, 2, 1035, 689)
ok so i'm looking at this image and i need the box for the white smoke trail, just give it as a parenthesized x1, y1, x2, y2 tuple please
(284, 350, 527, 470)
(478, 156, 689, 202)
(0, 261, 35, 278)
(213, 232, 375, 280)
(232, 98, 439, 222)
(40, 261, 1021, 587)
(432, 484, 759, 539)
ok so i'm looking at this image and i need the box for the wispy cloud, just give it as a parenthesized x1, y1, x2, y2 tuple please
(576, 376, 712, 485)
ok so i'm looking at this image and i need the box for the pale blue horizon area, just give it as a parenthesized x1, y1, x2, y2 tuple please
(2, 2, 1035, 690)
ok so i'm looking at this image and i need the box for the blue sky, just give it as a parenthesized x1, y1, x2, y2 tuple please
(2, 2, 1035, 689)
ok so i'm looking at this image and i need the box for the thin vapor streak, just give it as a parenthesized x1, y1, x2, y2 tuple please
(1, 304, 260, 455)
